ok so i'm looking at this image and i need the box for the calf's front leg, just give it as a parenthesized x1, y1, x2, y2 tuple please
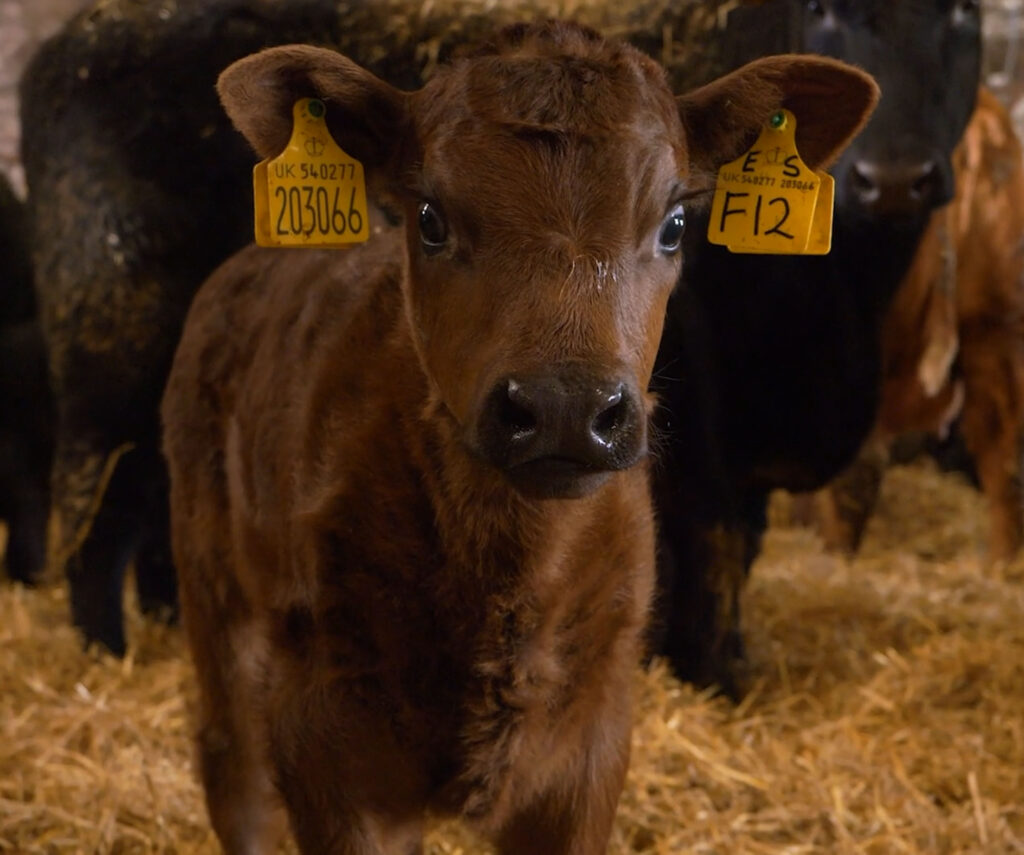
(493, 703, 632, 855)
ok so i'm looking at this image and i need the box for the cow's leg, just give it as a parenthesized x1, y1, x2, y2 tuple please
(265, 663, 425, 855)
(648, 305, 753, 695)
(183, 568, 286, 855)
(652, 496, 754, 698)
(63, 442, 177, 653)
(131, 448, 179, 622)
(61, 441, 179, 652)
(0, 318, 53, 586)
(134, 518, 178, 622)
(813, 439, 890, 555)
(493, 701, 631, 855)
(194, 641, 286, 854)
(64, 464, 140, 655)
(957, 330, 1024, 562)
(3, 479, 49, 585)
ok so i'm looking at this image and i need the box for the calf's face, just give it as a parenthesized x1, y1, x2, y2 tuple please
(405, 40, 689, 498)
(218, 24, 878, 498)
(801, 0, 982, 223)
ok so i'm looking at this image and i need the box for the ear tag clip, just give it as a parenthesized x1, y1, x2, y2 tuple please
(254, 98, 370, 248)
(707, 109, 834, 255)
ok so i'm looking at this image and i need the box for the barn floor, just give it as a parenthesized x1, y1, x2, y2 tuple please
(1, 460, 1022, 854)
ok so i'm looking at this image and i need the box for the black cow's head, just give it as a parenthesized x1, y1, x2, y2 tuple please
(800, 0, 981, 225)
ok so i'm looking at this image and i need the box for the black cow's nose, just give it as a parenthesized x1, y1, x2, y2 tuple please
(476, 368, 646, 497)
(847, 159, 947, 217)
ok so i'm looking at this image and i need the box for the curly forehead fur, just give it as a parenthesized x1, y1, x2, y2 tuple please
(420, 20, 679, 136)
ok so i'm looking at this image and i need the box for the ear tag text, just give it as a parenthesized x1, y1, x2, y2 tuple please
(254, 98, 370, 248)
(707, 109, 833, 255)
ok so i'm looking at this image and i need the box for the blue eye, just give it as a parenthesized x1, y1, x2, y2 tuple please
(418, 201, 447, 253)
(658, 205, 686, 254)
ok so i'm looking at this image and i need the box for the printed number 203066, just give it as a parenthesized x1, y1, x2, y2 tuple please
(273, 184, 364, 237)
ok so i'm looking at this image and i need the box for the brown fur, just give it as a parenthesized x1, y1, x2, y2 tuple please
(162, 21, 877, 854)
(814, 89, 1024, 561)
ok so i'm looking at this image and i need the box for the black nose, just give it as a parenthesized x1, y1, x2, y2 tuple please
(847, 159, 948, 218)
(476, 368, 646, 496)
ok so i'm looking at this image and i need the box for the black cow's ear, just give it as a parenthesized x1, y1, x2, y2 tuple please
(677, 54, 879, 179)
(217, 45, 409, 171)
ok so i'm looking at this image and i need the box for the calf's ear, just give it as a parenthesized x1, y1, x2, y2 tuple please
(678, 55, 879, 179)
(217, 45, 408, 169)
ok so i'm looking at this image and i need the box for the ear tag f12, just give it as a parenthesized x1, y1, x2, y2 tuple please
(253, 98, 370, 248)
(707, 109, 834, 255)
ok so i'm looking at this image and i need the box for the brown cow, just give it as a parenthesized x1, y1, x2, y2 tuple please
(161, 21, 876, 855)
(808, 88, 1024, 561)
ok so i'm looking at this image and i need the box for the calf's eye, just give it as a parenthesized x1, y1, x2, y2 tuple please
(806, 0, 825, 15)
(657, 205, 686, 254)
(418, 201, 447, 253)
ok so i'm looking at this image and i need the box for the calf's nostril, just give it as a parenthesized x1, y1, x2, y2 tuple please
(592, 388, 627, 445)
(500, 380, 537, 439)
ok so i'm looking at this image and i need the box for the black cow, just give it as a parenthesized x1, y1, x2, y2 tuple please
(652, 0, 983, 694)
(20, 0, 371, 654)
(0, 172, 51, 587)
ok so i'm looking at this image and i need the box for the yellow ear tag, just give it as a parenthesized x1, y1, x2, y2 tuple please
(707, 109, 833, 255)
(253, 98, 370, 248)
(803, 170, 835, 255)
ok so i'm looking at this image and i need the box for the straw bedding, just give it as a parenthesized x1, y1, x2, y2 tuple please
(2, 458, 1022, 853)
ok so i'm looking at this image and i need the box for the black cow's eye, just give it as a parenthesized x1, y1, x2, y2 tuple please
(806, 0, 825, 15)
(418, 201, 447, 253)
(955, 0, 979, 15)
(657, 205, 685, 254)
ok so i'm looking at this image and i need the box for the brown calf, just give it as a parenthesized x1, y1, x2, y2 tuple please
(161, 21, 876, 855)
(811, 88, 1024, 561)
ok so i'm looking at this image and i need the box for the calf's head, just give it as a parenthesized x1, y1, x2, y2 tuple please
(800, 0, 982, 223)
(218, 21, 877, 498)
